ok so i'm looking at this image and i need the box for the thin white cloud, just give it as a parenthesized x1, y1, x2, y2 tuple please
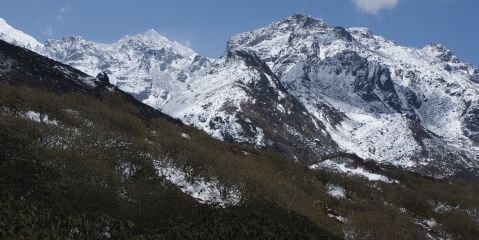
(43, 26, 54, 36)
(56, 6, 72, 24)
(353, 0, 399, 14)
(182, 39, 192, 48)
(44, 2, 72, 37)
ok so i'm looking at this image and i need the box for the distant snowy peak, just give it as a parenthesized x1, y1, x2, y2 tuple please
(41, 28, 211, 108)
(43, 28, 201, 71)
(118, 29, 197, 57)
(0, 18, 42, 52)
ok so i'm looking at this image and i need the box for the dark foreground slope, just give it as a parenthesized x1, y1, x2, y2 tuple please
(1, 40, 478, 240)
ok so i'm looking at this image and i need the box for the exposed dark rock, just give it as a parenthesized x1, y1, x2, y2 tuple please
(463, 101, 479, 143)
(404, 88, 422, 109)
(288, 14, 325, 29)
(323, 51, 404, 112)
(96, 71, 110, 84)
(223, 49, 340, 162)
(430, 43, 460, 63)
(444, 64, 452, 72)
(191, 55, 209, 72)
(470, 68, 479, 83)
(333, 27, 353, 42)
(177, 71, 188, 82)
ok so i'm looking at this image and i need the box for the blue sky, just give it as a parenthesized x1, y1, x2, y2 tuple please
(1, 0, 478, 65)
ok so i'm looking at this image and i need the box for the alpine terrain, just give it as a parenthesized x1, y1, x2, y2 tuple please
(1, 14, 479, 240)
(3, 14, 478, 179)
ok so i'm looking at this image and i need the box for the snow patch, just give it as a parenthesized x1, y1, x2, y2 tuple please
(180, 132, 191, 140)
(23, 111, 59, 126)
(322, 112, 421, 168)
(153, 161, 241, 206)
(311, 160, 398, 183)
(326, 183, 346, 199)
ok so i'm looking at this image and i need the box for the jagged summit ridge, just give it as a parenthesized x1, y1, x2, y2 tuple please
(118, 29, 197, 57)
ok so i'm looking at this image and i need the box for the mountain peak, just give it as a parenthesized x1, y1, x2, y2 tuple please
(424, 42, 461, 63)
(282, 14, 328, 29)
(116, 28, 196, 57)
(134, 28, 165, 41)
(287, 14, 319, 22)
(288, 13, 310, 20)
(226, 14, 331, 54)
(427, 42, 448, 52)
(144, 28, 160, 36)
(348, 27, 373, 38)
(123, 28, 169, 43)
(61, 36, 86, 42)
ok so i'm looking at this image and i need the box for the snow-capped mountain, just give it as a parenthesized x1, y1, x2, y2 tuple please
(227, 14, 479, 178)
(42, 29, 211, 108)
(2, 15, 479, 179)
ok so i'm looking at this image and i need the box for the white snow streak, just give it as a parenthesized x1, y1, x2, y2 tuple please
(311, 160, 398, 183)
(153, 161, 241, 206)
